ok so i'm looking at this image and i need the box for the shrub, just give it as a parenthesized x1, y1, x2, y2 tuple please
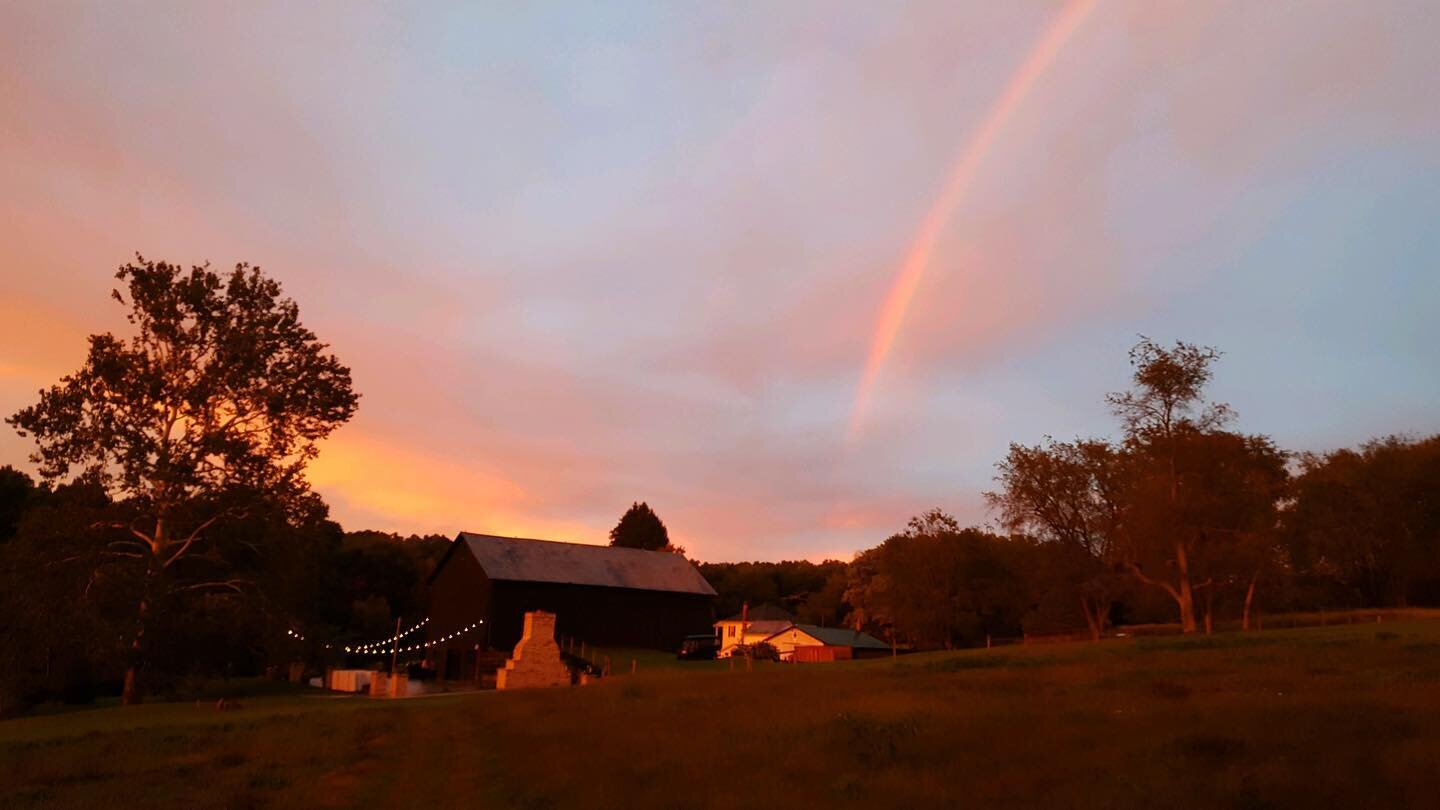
(750, 642, 780, 661)
(731, 642, 780, 661)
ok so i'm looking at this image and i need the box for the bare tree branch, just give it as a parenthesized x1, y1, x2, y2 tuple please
(175, 578, 251, 593)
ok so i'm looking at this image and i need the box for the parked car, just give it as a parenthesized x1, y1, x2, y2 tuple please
(677, 634, 720, 660)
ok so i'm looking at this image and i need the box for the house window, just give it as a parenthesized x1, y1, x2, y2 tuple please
(727, 625, 736, 638)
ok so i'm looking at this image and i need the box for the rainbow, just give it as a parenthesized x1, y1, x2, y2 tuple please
(847, 0, 1096, 439)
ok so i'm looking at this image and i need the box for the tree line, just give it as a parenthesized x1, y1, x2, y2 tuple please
(708, 340, 1439, 650)
(0, 468, 451, 712)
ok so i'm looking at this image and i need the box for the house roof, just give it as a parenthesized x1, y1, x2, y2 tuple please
(718, 603, 795, 623)
(765, 624, 890, 650)
(715, 619, 792, 636)
(450, 532, 717, 596)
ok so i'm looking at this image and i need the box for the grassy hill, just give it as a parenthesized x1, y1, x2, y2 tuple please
(5, 620, 1440, 808)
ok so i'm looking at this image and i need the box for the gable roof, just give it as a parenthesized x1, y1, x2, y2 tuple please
(764, 624, 889, 650)
(449, 532, 716, 597)
(714, 619, 792, 637)
(718, 603, 795, 623)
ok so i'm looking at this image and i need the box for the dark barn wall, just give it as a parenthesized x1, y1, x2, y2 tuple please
(424, 542, 716, 659)
(489, 581, 714, 651)
(425, 544, 494, 676)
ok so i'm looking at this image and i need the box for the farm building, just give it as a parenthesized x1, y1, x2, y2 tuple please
(762, 624, 891, 662)
(714, 603, 796, 656)
(425, 532, 716, 680)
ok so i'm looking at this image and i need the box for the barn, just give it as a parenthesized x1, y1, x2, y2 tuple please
(424, 532, 716, 679)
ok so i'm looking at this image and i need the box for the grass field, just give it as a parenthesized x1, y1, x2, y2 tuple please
(5, 620, 1440, 809)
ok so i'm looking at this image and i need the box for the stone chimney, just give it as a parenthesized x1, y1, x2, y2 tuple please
(496, 611, 571, 689)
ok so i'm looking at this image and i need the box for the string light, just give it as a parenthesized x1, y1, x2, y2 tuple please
(348, 618, 431, 654)
(342, 619, 484, 655)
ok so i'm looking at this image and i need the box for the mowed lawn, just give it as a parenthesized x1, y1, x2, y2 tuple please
(5, 621, 1440, 809)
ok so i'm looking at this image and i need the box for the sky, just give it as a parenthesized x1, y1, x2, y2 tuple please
(2, 1, 1438, 562)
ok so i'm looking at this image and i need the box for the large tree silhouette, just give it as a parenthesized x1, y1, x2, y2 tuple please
(1104, 338, 1290, 634)
(608, 501, 672, 552)
(8, 257, 358, 703)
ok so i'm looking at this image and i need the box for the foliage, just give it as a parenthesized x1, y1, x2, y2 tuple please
(985, 338, 1309, 636)
(987, 438, 1126, 638)
(731, 641, 780, 661)
(1105, 337, 1234, 442)
(1284, 435, 1440, 607)
(6, 257, 358, 703)
(608, 501, 673, 551)
(0, 465, 37, 543)
(984, 338, 1289, 635)
(333, 531, 451, 637)
(845, 510, 1028, 649)
(1121, 429, 1289, 632)
(699, 558, 850, 624)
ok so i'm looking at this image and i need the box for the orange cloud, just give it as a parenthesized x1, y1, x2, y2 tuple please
(305, 431, 587, 540)
(0, 298, 91, 378)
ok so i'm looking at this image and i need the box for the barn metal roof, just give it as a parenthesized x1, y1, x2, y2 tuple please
(455, 532, 717, 596)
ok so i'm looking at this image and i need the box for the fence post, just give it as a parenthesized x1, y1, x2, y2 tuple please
(986, 634, 992, 649)
(631, 659, 637, 675)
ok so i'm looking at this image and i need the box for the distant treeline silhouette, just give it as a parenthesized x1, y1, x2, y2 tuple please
(706, 340, 1439, 650)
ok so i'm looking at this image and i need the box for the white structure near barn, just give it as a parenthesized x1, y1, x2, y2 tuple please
(761, 624, 890, 661)
(713, 604, 795, 657)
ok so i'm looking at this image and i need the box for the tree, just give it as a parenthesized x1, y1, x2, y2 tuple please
(0, 476, 125, 714)
(1285, 435, 1440, 607)
(0, 465, 37, 543)
(844, 510, 1027, 649)
(795, 566, 849, 627)
(986, 438, 1126, 640)
(8, 257, 358, 703)
(608, 501, 672, 551)
(1161, 431, 1288, 633)
(1105, 338, 1227, 633)
(333, 530, 451, 632)
(699, 559, 849, 624)
(1105, 338, 1288, 634)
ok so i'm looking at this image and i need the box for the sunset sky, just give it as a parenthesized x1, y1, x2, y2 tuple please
(2, 1, 1438, 562)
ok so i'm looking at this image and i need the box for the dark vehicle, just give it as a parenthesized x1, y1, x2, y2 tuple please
(677, 633, 720, 660)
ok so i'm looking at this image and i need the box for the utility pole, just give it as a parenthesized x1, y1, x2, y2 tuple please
(741, 601, 751, 670)
(390, 616, 402, 678)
